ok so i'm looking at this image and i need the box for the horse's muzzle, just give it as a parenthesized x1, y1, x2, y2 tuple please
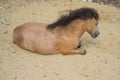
(92, 31, 100, 38)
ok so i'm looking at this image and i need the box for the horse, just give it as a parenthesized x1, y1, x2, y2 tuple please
(13, 7, 100, 55)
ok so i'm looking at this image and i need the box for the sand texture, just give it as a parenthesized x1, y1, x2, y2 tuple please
(0, 0, 120, 80)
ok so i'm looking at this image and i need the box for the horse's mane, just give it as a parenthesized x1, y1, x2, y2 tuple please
(47, 7, 99, 30)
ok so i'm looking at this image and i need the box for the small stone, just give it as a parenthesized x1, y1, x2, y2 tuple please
(3, 31, 8, 34)
(1, 17, 11, 25)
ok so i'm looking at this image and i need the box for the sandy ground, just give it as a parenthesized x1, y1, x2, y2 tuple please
(0, 0, 120, 80)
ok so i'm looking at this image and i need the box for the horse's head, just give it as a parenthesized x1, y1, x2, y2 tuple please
(67, 7, 100, 38)
(47, 7, 100, 38)
(86, 18, 100, 38)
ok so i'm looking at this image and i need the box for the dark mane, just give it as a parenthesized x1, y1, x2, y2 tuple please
(47, 7, 99, 29)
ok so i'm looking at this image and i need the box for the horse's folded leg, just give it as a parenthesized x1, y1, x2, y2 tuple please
(62, 49, 86, 55)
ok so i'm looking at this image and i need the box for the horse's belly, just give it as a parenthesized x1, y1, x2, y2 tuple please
(36, 37, 59, 54)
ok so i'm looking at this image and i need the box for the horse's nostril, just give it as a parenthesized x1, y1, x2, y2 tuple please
(95, 31, 100, 36)
(92, 31, 100, 38)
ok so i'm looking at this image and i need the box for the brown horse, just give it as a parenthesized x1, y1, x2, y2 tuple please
(13, 7, 100, 55)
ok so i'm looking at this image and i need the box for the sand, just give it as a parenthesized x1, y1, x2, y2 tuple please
(0, 0, 120, 80)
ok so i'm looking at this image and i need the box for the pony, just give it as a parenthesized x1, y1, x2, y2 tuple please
(13, 7, 100, 55)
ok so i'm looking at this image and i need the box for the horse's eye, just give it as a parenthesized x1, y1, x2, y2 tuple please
(95, 22, 98, 25)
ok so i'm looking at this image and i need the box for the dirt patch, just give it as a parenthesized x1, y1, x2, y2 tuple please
(0, 0, 120, 80)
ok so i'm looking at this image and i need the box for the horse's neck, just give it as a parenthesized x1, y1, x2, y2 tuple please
(66, 19, 87, 38)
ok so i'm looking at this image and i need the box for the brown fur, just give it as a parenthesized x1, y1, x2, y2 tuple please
(13, 8, 99, 55)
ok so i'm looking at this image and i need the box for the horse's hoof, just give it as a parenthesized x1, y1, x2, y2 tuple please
(79, 49, 86, 55)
